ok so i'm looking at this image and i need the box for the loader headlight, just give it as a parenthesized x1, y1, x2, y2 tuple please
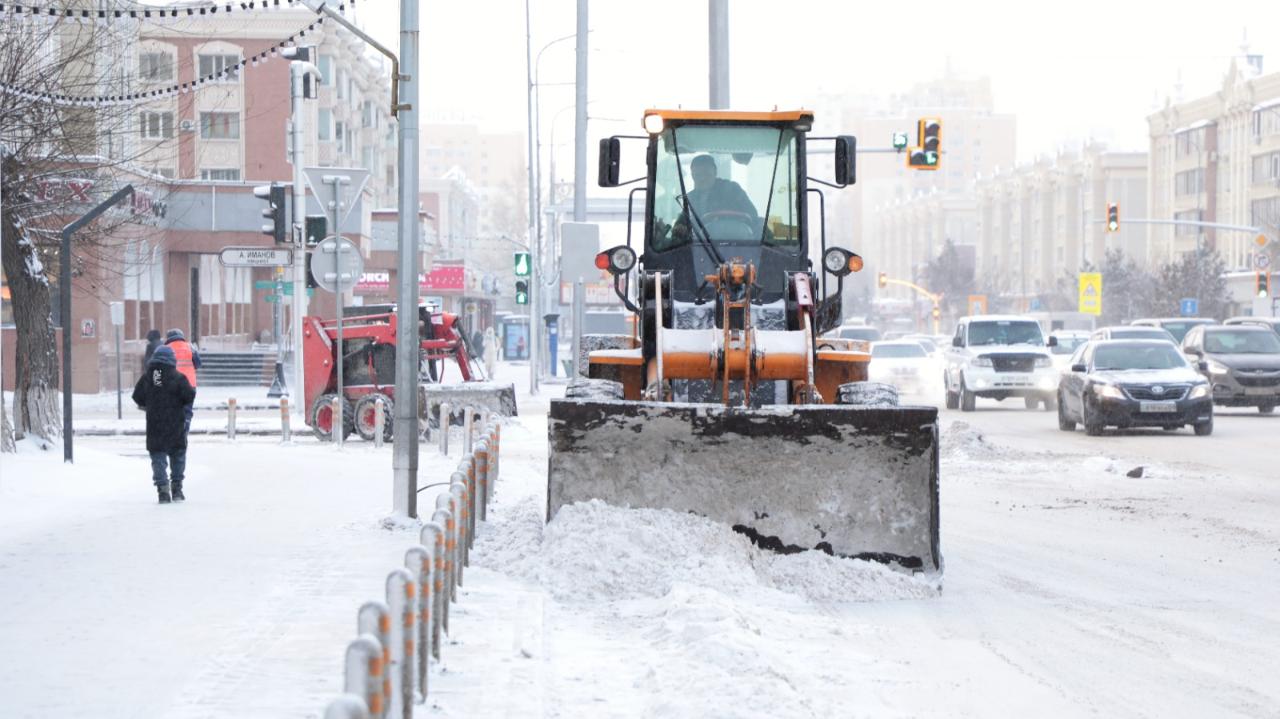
(1093, 383, 1126, 400)
(971, 356, 993, 368)
(822, 247, 861, 277)
(595, 245, 637, 276)
(1189, 383, 1210, 399)
(643, 113, 665, 134)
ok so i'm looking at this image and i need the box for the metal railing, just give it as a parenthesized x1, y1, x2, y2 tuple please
(321, 407, 501, 717)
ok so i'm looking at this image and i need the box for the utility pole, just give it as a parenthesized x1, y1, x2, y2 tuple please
(524, 0, 540, 395)
(288, 60, 318, 418)
(573, 0, 588, 223)
(709, 0, 729, 109)
(392, 0, 421, 517)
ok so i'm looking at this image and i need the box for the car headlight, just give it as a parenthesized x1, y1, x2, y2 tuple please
(971, 356, 993, 368)
(1093, 383, 1126, 400)
(1189, 383, 1210, 399)
(1034, 356, 1052, 368)
(1206, 360, 1229, 375)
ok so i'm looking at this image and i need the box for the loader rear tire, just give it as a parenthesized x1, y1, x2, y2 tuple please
(565, 378, 625, 400)
(837, 381, 899, 407)
(353, 393, 394, 442)
(310, 393, 354, 442)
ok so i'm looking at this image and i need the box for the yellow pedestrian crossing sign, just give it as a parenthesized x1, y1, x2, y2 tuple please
(1078, 272, 1102, 316)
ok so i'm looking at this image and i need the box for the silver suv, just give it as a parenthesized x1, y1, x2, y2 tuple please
(1181, 324, 1280, 413)
(944, 315, 1059, 412)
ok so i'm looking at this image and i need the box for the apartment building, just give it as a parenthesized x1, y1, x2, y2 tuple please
(1148, 61, 1280, 269)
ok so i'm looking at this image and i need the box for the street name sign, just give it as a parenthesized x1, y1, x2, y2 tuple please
(219, 247, 292, 267)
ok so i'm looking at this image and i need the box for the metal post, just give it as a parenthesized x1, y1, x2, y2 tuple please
(573, 0, 588, 222)
(438, 401, 450, 455)
(343, 635, 383, 719)
(430, 507, 453, 633)
(418, 522, 445, 660)
(332, 394, 343, 445)
(269, 265, 286, 397)
(227, 398, 237, 441)
(325, 178, 351, 450)
(115, 324, 122, 420)
(709, 0, 729, 109)
(385, 568, 415, 719)
(572, 277, 584, 377)
(280, 396, 292, 442)
(289, 62, 311, 415)
(403, 546, 432, 700)
(524, 0, 540, 397)
(462, 406, 474, 455)
(356, 601, 392, 719)
(392, 0, 421, 518)
(60, 185, 134, 462)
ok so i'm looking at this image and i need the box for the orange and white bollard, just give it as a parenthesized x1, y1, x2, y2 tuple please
(403, 546, 433, 701)
(280, 396, 291, 443)
(356, 601, 391, 718)
(227, 398, 237, 440)
(385, 569, 416, 719)
(343, 634, 384, 719)
(419, 522, 446, 660)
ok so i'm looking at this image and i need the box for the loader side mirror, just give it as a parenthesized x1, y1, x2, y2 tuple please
(598, 137, 622, 187)
(834, 135, 857, 187)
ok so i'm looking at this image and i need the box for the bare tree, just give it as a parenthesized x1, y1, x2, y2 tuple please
(2, 14, 171, 447)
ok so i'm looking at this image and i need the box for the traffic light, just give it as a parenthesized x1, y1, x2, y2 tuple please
(513, 251, 531, 277)
(254, 183, 288, 243)
(931, 306, 941, 320)
(1106, 203, 1120, 233)
(1257, 272, 1271, 298)
(907, 117, 941, 170)
(892, 132, 909, 151)
(304, 215, 326, 247)
(878, 271, 888, 289)
(515, 279, 529, 305)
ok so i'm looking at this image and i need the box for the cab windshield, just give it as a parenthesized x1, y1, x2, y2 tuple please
(651, 124, 799, 252)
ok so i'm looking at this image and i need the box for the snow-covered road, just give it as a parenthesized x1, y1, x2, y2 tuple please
(2, 368, 1278, 718)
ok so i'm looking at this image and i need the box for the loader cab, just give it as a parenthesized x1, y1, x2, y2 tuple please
(599, 109, 856, 306)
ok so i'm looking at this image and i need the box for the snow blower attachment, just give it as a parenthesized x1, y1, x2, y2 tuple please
(547, 109, 942, 575)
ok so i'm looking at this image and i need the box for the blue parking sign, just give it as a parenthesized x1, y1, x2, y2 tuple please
(1180, 298, 1198, 316)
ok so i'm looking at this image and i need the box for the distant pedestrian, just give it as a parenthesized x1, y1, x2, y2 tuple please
(165, 328, 201, 434)
(141, 329, 163, 373)
(132, 345, 195, 504)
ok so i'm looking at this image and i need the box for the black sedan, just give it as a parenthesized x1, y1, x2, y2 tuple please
(1057, 340, 1214, 436)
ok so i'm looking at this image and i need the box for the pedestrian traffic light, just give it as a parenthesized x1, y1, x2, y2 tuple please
(1106, 203, 1120, 233)
(878, 271, 888, 289)
(907, 118, 941, 170)
(254, 183, 289, 243)
(515, 279, 529, 305)
(513, 251, 531, 277)
(1258, 272, 1271, 298)
(892, 132, 909, 151)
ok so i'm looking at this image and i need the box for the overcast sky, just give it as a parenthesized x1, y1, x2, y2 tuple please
(353, 0, 1280, 163)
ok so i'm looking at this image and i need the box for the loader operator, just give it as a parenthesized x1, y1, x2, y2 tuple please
(672, 154, 760, 242)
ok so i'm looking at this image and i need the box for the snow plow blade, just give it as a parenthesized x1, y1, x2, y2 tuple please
(547, 400, 941, 574)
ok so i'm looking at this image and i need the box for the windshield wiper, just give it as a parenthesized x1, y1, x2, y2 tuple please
(670, 129, 725, 267)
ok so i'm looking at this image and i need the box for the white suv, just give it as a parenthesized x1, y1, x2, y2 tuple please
(943, 315, 1060, 412)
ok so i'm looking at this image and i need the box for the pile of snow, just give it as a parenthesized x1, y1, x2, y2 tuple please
(940, 419, 1010, 461)
(476, 498, 938, 603)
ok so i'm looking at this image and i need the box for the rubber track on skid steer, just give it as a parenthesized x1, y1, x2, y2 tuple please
(548, 400, 941, 574)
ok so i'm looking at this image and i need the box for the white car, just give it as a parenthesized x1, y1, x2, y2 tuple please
(943, 315, 1060, 412)
(1048, 330, 1090, 372)
(869, 340, 934, 395)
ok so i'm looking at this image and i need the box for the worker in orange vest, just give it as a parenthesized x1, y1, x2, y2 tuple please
(165, 329, 202, 434)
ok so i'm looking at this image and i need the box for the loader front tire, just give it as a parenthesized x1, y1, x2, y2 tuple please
(311, 393, 354, 442)
(837, 381, 899, 407)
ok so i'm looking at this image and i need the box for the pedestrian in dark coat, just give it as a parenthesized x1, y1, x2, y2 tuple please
(132, 345, 196, 504)
(141, 329, 163, 373)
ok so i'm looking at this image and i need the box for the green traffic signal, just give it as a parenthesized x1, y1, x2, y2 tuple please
(513, 252, 531, 277)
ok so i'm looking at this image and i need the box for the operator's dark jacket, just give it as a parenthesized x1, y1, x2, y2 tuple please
(132, 347, 196, 453)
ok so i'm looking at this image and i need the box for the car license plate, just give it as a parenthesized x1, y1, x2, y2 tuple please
(1140, 401, 1176, 413)
(1244, 387, 1276, 396)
